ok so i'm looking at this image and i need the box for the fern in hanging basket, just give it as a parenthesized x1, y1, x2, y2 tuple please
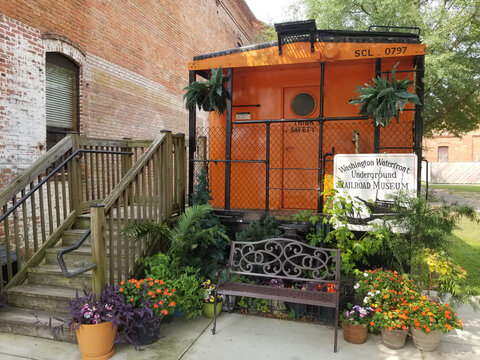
(350, 63, 421, 127)
(183, 67, 227, 115)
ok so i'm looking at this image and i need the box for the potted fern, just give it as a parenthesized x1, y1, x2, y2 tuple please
(183, 67, 227, 114)
(350, 62, 421, 127)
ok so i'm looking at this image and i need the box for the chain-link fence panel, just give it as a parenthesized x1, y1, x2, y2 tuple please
(194, 115, 415, 212)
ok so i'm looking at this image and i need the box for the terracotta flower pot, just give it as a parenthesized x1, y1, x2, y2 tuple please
(381, 328, 408, 349)
(343, 323, 368, 344)
(411, 328, 442, 351)
(203, 301, 222, 318)
(76, 322, 117, 360)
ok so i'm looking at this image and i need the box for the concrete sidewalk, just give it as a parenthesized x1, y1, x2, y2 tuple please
(0, 304, 478, 360)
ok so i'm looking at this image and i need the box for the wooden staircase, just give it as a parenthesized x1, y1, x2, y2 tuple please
(0, 132, 186, 342)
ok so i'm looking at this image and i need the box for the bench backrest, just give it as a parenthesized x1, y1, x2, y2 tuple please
(228, 238, 340, 285)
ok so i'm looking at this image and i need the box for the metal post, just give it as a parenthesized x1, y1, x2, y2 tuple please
(374, 58, 381, 153)
(224, 68, 233, 210)
(188, 71, 197, 205)
(414, 55, 425, 195)
(317, 62, 325, 213)
(265, 121, 271, 211)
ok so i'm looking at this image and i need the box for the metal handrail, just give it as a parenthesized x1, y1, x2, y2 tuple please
(0, 149, 133, 223)
(368, 25, 421, 36)
(57, 229, 96, 278)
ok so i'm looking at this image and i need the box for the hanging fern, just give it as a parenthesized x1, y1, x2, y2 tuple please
(183, 67, 227, 115)
(350, 62, 421, 127)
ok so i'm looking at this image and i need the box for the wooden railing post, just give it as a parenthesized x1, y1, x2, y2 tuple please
(70, 134, 83, 215)
(91, 204, 106, 294)
(164, 131, 173, 219)
(121, 137, 133, 177)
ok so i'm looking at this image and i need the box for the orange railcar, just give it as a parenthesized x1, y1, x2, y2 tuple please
(188, 21, 425, 212)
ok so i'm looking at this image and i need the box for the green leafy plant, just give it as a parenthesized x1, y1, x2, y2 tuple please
(124, 204, 230, 278)
(254, 298, 270, 314)
(321, 190, 386, 275)
(413, 248, 479, 309)
(350, 62, 421, 127)
(142, 253, 205, 319)
(183, 67, 227, 114)
(376, 192, 477, 272)
(236, 214, 282, 241)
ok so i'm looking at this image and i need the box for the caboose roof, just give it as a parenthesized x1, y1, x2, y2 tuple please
(188, 25, 426, 71)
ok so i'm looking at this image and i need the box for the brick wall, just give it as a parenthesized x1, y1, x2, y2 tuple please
(423, 129, 480, 162)
(0, 14, 45, 189)
(0, 0, 261, 189)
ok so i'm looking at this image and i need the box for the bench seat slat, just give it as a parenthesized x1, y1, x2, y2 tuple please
(218, 282, 337, 308)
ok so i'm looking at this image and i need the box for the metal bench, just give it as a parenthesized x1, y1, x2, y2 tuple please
(212, 238, 341, 352)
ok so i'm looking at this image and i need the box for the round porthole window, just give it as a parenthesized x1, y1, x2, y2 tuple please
(291, 92, 316, 117)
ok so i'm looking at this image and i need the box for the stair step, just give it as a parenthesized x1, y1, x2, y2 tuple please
(28, 264, 92, 290)
(45, 244, 138, 268)
(8, 284, 78, 313)
(61, 229, 124, 246)
(45, 246, 93, 267)
(74, 214, 90, 230)
(61, 229, 91, 246)
(0, 306, 76, 343)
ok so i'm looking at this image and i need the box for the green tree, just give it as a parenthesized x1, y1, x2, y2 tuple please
(292, 0, 480, 135)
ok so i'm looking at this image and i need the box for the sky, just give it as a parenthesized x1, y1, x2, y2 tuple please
(244, 0, 301, 24)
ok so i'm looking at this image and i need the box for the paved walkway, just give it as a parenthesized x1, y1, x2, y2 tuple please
(0, 301, 478, 360)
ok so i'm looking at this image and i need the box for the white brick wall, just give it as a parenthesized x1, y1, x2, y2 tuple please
(0, 14, 45, 189)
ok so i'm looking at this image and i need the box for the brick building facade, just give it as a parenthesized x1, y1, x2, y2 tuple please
(0, 0, 261, 190)
(423, 129, 480, 162)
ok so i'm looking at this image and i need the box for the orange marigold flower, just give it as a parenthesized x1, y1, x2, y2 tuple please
(445, 304, 449, 308)
(168, 293, 172, 297)
(149, 282, 154, 286)
(130, 298, 134, 302)
(384, 295, 389, 299)
(154, 304, 158, 308)
(388, 326, 393, 331)
(170, 302, 176, 306)
(164, 290, 168, 295)
(172, 289, 176, 292)
(159, 301, 163, 305)
(370, 322, 374, 326)
(402, 326, 407, 330)
(421, 296, 427, 301)
(155, 279, 159, 283)
(120, 281, 125, 285)
(119, 287, 124, 292)
(160, 280, 164, 285)
(148, 291, 153, 296)
(426, 327, 431, 333)
(157, 289, 161, 293)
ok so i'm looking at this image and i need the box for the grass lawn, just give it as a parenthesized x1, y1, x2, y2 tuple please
(447, 217, 480, 287)
(428, 184, 480, 193)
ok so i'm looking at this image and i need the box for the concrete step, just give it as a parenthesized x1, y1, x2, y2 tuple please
(7, 284, 78, 313)
(27, 264, 92, 291)
(0, 306, 76, 343)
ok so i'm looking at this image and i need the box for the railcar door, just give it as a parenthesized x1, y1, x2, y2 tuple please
(281, 86, 320, 210)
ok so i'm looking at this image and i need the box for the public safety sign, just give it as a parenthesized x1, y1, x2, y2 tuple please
(333, 153, 417, 229)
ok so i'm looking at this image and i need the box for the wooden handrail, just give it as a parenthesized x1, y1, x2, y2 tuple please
(0, 135, 73, 206)
(90, 131, 186, 292)
(102, 132, 167, 211)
